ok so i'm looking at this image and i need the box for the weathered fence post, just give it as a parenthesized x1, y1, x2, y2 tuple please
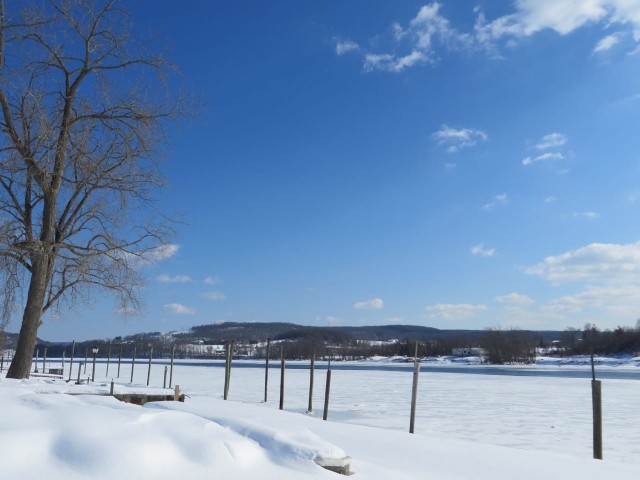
(174, 385, 180, 402)
(110, 380, 115, 396)
(146, 345, 153, 387)
(323, 356, 332, 421)
(67, 340, 76, 382)
(62, 349, 65, 370)
(279, 344, 285, 410)
(409, 342, 421, 434)
(130, 345, 136, 383)
(264, 337, 271, 403)
(83, 347, 88, 373)
(76, 362, 83, 384)
(591, 352, 603, 460)
(42, 347, 47, 374)
(34, 348, 39, 373)
(169, 345, 175, 388)
(0, 354, 3, 372)
(307, 352, 315, 413)
(163, 366, 168, 389)
(105, 343, 112, 377)
(117, 344, 123, 378)
(224, 341, 233, 400)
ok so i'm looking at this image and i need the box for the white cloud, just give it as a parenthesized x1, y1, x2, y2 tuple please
(483, 193, 508, 211)
(545, 196, 557, 203)
(476, 1, 640, 51)
(522, 152, 564, 166)
(425, 303, 487, 321)
(444, 162, 457, 171)
(433, 125, 488, 153)
(471, 243, 496, 257)
(338, 2, 640, 73)
(157, 274, 192, 283)
(204, 276, 221, 285)
(536, 133, 567, 150)
(351, 3, 471, 73)
(163, 303, 196, 315)
(354, 298, 384, 310)
(594, 33, 620, 52)
(201, 291, 227, 301)
(494, 292, 535, 306)
(335, 38, 360, 55)
(525, 240, 640, 283)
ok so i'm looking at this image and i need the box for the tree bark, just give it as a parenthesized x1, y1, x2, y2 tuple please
(6, 255, 49, 378)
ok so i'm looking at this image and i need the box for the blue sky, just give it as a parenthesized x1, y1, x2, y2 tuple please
(28, 1, 640, 341)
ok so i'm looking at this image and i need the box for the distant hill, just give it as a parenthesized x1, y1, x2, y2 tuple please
(2, 322, 565, 358)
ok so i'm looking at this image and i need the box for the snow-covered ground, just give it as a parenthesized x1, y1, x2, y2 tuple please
(2, 356, 640, 479)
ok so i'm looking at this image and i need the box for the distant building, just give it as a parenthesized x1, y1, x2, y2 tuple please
(452, 347, 486, 357)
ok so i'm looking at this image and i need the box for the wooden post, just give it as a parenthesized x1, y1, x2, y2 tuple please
(110, 380, 115, 396)
(61, 349, 65, 370)
(117, 344, 123, 378)
(83, 347, 88, 373)
(264, 337, 271, 403)
(42, 347, 47, 374)
(174, 385, 180, 401)
(307, 352, 315, 413)
(0, 354, 3, 372)
(67, 340, 75, 382)
(323, 356, 332, 421)
(591, 352, 603, 460)
(223, 342, 231, 400)
(410, 342, 421, 434)
(130, 346, 136, 383)
(146, 345, 153, 387)
(76, 362, 83, 384)
(169, 345, 175, 388)
(279, 345, 285, 410)
(105, 343, 112, 377)
(163, 365, 168, 389)
(34, 348, 39, 373)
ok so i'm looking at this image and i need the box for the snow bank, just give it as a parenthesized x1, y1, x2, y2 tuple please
(1, 375, 640, 479)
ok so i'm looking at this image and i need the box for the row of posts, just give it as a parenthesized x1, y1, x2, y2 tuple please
(226, 339, 604, 460)
(28, 341, 176, 390)
(19, 338, 604, 459)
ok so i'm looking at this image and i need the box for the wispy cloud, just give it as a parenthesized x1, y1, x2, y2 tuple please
(433, 125, 488, 153)
(536, 133, 567, 150)
(163, 303, 196, 315)
(204, 276, 221, 285)
(471, 243, 496, 257)
(354, 298, 384, 310)
(157, 274, 192, 283)
(594, 33, 620, 53)
(545, 196, 557, 203)
(483, 193, 508, 211)
(201, 291, 227, 301)
(364, 51, 428, 73)
(425, 303, 487, 321)
(522, 152, 564, 166)
(334, 38, 360, 56)
(573, 211, 600, 219)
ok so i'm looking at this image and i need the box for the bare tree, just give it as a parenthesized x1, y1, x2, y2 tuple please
(0, 0, 181, 378)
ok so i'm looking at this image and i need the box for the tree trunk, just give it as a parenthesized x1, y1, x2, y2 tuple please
(6, 256, 49, 379)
